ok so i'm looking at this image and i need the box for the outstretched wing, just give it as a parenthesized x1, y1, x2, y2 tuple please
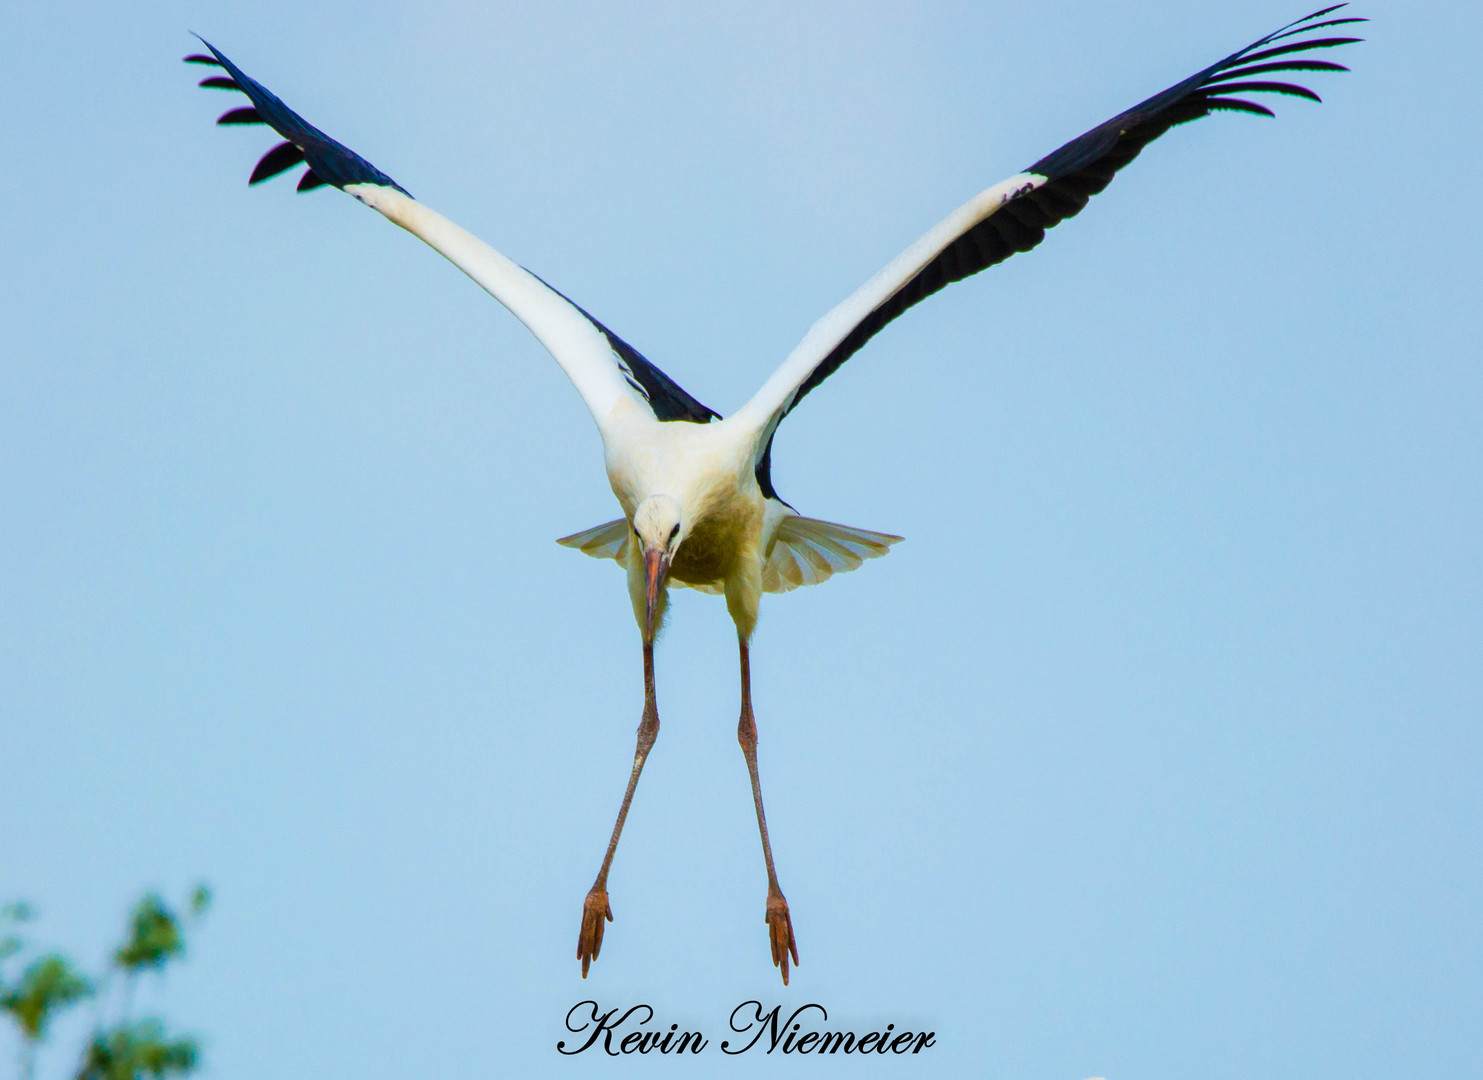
(187, 40, 719, 430)
(737, 5, 1362, 500)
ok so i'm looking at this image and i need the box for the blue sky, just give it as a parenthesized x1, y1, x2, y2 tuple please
(3, 1, 1480, 1076)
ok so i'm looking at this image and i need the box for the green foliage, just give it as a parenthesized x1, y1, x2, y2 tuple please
(184, 890, 208, 922)
(112, 898, 182, 974)
(0, 904, 33, 968)
(1, 885, 209, 1080)
(76, 1023, 197, 1080)
(0, 957, 92, 1039)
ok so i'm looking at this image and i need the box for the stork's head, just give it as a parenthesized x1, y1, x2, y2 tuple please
(633, 494, 685, 640)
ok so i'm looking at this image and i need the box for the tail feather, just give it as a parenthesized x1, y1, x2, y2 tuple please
(556, 518, 629, 561)
(557, 514, 902, 595)
(761, 516, 902, 594)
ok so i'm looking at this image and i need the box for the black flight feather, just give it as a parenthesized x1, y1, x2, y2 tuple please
(248, 142, 305, 185)
(216, 107, 263, 126)
(754, 5, 1361, 503)
(526, 272, 720, 425)
(188, 37, 409, 196)
(190, 39, 716, 427)
(1201, 80, 1324, 102)
(1202, 99, 1278, 117)
(1211, 60, 1350, 80)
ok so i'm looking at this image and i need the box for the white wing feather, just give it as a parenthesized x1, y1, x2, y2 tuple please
(345, 184, 647, 432)
(735, 172, 1043, 433)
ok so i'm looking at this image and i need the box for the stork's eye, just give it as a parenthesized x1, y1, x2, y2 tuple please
(668, 524, 680, 542)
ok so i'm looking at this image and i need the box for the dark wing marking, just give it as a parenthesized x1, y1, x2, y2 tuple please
(248, 142, 305, 185)
(597, 324, 721, 424)
(527, 273, 721, 424)
(754, 4, 1360, 502)
(296, 170, 330, 192)
(186, 39, 410, 196)
(755, 438, 786, 503)
(216, 107, 264, 126)
(191, 39, 716, 427)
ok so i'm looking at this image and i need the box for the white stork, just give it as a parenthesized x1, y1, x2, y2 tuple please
(188, 5, 1361, 985)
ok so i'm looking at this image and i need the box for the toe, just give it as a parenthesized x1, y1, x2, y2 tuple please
(765, 895, 798, 985)
(578, 889, 612, 977)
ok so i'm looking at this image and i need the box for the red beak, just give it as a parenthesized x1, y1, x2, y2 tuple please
(644, 548, 669, 640)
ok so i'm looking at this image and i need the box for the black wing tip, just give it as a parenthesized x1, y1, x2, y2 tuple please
(1028, 9, 1361, 179)
(1202, 98, 1279, 118)
(189, 35, 413, 199)
(247, 141, 306, 185)
(1206, 80, 1324, 104)
(1297, 3, 1354, 23)
(776, 4, 1366, 425)
(1296, 3, 1368, 25)
(216, 107, 263, 126)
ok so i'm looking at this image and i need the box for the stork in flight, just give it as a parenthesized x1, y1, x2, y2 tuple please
(188, 6, 1361, 984)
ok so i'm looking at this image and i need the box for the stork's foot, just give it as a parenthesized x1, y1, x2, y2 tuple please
(765, 891, 799, 985)
(577, 888, 613, 978)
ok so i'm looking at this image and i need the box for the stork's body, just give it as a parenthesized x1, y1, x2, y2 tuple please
(589, 409, 800, 979)
(188, 6, 1361, 985)
(609, 414, 763, 597)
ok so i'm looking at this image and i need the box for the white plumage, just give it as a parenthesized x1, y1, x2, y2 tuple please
(558, 514, 901, 595)
(188, 4, 1361, 985)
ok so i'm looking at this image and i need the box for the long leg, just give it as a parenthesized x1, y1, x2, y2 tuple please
(737, 638, 799, 984)
(577, 640, 660, 976)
